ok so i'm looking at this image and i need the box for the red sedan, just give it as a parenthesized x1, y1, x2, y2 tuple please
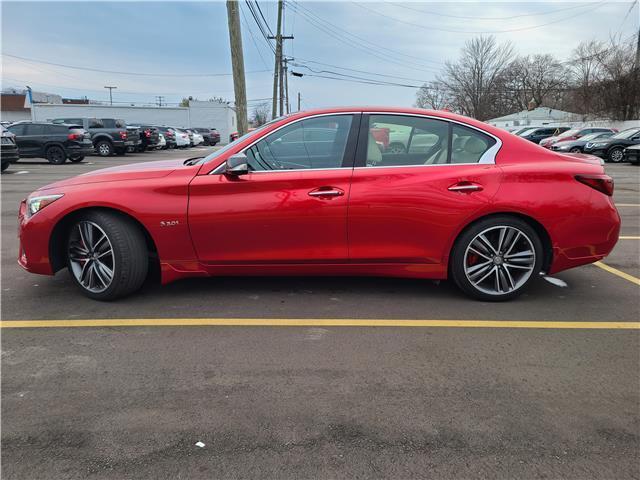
(18, 107, 620, 301)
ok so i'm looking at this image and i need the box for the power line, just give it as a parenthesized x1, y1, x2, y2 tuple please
(1, 53, 271, 77)
(382, 1, 608, 21)
(349, 1, 607, 35)
(240, 4, 271, 69)
(244, 0, 276, 54)
(253, 1, 273, 36)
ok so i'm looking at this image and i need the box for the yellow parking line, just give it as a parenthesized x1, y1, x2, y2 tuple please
(594, 261, 640, 286)
(0, 318, 638, 329)
(619, 236, 640, 240)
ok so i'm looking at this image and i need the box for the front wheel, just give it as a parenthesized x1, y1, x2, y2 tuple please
(570, 147, 581, 153)
(450, 216, 543, 301)
(607, 147, 624, 163)
(67, 211, 148, 300)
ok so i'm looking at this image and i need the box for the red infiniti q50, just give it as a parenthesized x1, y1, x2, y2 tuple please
(18, 107, 620, 301)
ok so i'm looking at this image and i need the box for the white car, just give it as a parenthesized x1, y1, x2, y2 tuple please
(191, 130, 204, 146)
(172, 128, 191, 148)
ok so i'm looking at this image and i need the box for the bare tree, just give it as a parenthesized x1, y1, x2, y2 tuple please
(569, 40, 605, 117)
(439, 35, 515, 120)
(251, 102, 271, 126)
(504, 54, 569, 110)
(415, 81, 451, 110)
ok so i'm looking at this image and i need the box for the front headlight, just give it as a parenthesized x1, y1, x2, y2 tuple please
(27, 194, 63, 217)
(557, 144, 571, 150)
(592, 142, 607, 147)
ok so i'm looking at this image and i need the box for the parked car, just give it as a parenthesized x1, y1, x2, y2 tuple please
(519, 126, 571, 144)
(99, 119, 142, 153)
(230, 128, 256, 142)
(192, 127, 220, 146)
(17, 107, 619, 301)
(171, 128, 191, 148)
(1, 125, 19, 172)
(551, 132, 614, 153)
(190, 130, 204, 146)
(624, 144, 640, 165)
(157, 133, 166, 150)
(539, 127, 616, 149)
(510, 126, 539, 136)
(583, 127, 640, 162)
(128, 124, 160, 151)
(51, 117, 131, 157)
(7, 122, 93, 164)
(155, 126, 177, 149)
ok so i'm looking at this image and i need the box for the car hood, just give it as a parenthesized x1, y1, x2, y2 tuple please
(40, 159, 185, 190)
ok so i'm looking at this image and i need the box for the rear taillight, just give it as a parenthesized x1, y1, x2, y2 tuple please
(144, 129, 151, 137)
(119, 131, 127, 140)
(67, 133, 81, 140)
(575, 174, 614, 196)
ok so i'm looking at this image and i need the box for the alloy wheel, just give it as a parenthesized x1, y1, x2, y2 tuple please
(98, 143, 111, 156)
(463, 226, 536, 296)
(68, 221, 115, 293)
(609, 149, 623, 162)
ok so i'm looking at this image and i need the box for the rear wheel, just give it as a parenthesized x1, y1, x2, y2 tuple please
(450, 216, 543, 301)
(46, 146, 67, 165)
(570, 147, 581, 153)
(67, 211, 148, 300)
(1, 161, 9, 172)
(95, 140, 114, 157)
(607, 147, 624, 163)
(69, 155, 85, 163)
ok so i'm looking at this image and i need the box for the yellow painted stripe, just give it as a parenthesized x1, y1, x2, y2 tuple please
(619, 236, 640, 240)
(0, 318, 638, 329)
(594, 261, 640, 286)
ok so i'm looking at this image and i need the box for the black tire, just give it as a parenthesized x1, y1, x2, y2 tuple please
(1, 161, 9, 172)
(46, 145, 67, 165)
(66, 211, 148, 301)
(450, 216, 544, 302)
(95, 140, 114, 157)
(69, 155, 85, 163)
(569, 147, 581, 153)
(607, 147, 624, 163)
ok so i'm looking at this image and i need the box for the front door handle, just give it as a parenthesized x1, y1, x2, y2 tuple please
(448, 182, 483, 193)
(308, 187, 345, 198)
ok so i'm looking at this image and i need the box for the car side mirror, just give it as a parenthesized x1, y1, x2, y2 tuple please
(225, 153, 249, 176)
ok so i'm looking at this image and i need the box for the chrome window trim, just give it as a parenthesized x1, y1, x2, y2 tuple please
(209, 111, 503, 174)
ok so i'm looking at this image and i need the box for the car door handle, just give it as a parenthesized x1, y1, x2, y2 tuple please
(448, 182, 483, 193)
(308, 187, 344, 198)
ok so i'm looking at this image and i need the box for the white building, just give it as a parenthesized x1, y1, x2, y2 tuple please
(16, 100, 237, 144)
(487, 107, 581, 128)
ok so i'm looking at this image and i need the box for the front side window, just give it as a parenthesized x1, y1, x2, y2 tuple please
(7, 124, 26, 136)
(364, 115, 449, 166)
(244, 115, 353, 171)
(25, 124, 46, 135)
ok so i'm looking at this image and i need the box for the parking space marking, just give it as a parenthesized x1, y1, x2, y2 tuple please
(0, 319, 638, 329)
(594, 261, 640, 286)
(616, 204, 640, 207)
(619, 236, 640, 240)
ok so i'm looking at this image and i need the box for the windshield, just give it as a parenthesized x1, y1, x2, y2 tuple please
(202, 123, 273, 164)
(557, 129, 579, 139)
(579, 132, 608, 142)
(611, 128, 640, 140)
(518, 128, 537, 136)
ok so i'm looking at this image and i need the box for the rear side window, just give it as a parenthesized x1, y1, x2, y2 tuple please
(450, 124, 496, 164)
(25, 124, 46, 135)
(115, 119, 126, 128)
(50, 125, 69, 134)
(88, 118, 104, 128)
(101, 119, 115, 128)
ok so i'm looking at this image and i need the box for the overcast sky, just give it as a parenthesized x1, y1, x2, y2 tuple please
(1, 1, 638, 111)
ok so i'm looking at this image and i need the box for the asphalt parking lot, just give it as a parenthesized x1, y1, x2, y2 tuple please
(1, 149, 639, 479)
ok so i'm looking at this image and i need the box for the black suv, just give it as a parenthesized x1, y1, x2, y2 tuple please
(192, 127, 220, 146)
(519, 126, 570, 144)
(6, 122, 93, 164)
(583, 127, 640, 163)
(51, 117, 132, 157)
(101, 119, 142, 153)
(129, 124, 160, 151)
(1, 126, 19, 172)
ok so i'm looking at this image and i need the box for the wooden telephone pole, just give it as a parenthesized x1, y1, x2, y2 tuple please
(269, 0, 293, 118)
(226, 0, 248, 136)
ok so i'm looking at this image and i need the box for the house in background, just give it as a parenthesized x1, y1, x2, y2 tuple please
(0, 89, 63, 123)
(487, 107, 581, 128)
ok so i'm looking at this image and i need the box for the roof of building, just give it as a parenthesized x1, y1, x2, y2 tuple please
(489, 107, 580, 123)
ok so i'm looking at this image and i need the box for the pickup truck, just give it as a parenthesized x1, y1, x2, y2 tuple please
(129, 124, 160, 151)
(51, 117, 133, 156)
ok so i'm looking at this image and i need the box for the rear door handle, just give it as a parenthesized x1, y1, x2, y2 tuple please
(448, 182, 483, 193)
(308, 187, 345, 198)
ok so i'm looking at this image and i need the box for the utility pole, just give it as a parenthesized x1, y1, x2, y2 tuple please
(104, 86, 117, 106)
(226, 0, 248, 135)
(156, 95, 165, 107)
(283, 57, 290, 114)
(297, 91, 301, 112)
(269, 0, 294, 118)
